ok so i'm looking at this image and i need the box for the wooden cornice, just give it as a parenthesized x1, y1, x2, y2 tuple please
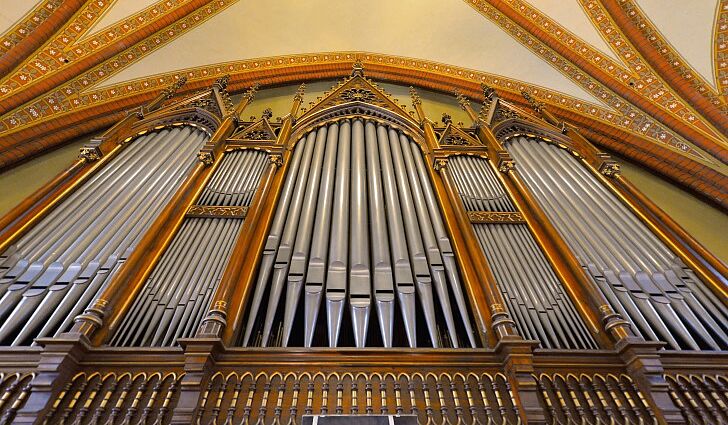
(0, 0, 86, 77)
(0, 56, 724, 210)
(0, 0, 226, 114)
(472, 0, 728, 163)
(599, 0, 728, 136)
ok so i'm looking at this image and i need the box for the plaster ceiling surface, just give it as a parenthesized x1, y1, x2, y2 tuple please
(526, 0, 623, 64)
(84, 0, 160, 37)
(94, 0, 608, 107)
(0, 0, 42, 33)
(635, 0, 718, 88)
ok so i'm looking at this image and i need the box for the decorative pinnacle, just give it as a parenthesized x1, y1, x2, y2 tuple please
(409, 86, 422, 105)
(454, 89, 469, 110)
(481, 83, 496, 100)
(161, 76, 187, 99)
(214, 74, 230, 90)
(351, 59, 364, 77)
(521, 90, 543, 112)
(294, 83, 306, 101)
(441, 113, 452, 125)
(261, 108, 273, 120)
(243, 82, 260, 100)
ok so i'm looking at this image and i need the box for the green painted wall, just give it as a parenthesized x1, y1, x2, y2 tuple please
(1, 83, 725, 262)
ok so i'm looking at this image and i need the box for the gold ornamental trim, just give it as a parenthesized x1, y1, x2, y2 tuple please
(468, 211, 525, 224)
(186, 205, 248, 219)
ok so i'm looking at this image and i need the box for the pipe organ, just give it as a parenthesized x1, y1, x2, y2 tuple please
(0, 65, 724, 424)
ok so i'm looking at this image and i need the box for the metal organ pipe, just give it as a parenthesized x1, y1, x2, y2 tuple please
(0, 127, 208, 346)
(110, 149, 269, 346)
(241, 119, 476, 348)
(507, 137, 728, 350)
(448, 155, 597, 350)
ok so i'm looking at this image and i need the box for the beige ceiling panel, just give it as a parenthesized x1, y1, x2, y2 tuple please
(84, 0, 161, 37)
(636, 0, 718, 88)
(95, 0, 608, 107)
(0, 0, 43, 34)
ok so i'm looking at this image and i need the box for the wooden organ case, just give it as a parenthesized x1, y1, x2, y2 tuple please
(0, 63, 725, 425)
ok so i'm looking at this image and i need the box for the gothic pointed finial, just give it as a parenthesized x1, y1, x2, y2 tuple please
(161, 76, 187, 99)
(441, 113, 452, 125)
(214, 74, 230, 90)
(454, 89, 469, 111)
(520, 90, 544, 112)
(243, 82, 260, 100)
(481, 83, 495, 100)
(352, 59, 364, 77)
(409, 86, 422, 105)
(261, 108, 273, 120)
(294, 83, 306, 101)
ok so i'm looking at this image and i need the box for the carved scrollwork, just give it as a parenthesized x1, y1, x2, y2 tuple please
(186, 205, 248, 218)
(442, 133, 469, 146)
(600, 161, 621, 177)
(467, 211, 525, 224)
(340, 88, 376, 103)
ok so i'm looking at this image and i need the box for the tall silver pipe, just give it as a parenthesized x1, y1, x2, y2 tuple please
(242, 140, 308, 347)
(325, 120, 351, 347)
(376, 125, 417, 347)
(409, 144, 476, 348)
(260, 129, 320, 347)
(282, 125, 330, 347)
(397, 132, 458, 347)
(303, 123, 340, 347)
(349, 120, 371, 347)
(365, 121, 395, 347)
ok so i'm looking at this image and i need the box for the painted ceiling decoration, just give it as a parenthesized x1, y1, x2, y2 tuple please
(0, 0, 725, 207)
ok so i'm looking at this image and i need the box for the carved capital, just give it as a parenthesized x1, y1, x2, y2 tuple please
(197, 151, 214, 166)
(433, 158, 448, 171)
(78, 146, 101, 162)
(269, 154, 283, 167)
(498, 159, 515, 173)
(600, 161, 621, 177)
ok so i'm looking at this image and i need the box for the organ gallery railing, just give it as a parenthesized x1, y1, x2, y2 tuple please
(0, 63, 723, 424)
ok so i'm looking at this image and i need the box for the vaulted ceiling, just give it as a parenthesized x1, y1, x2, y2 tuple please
(0, 0, 726, 205)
